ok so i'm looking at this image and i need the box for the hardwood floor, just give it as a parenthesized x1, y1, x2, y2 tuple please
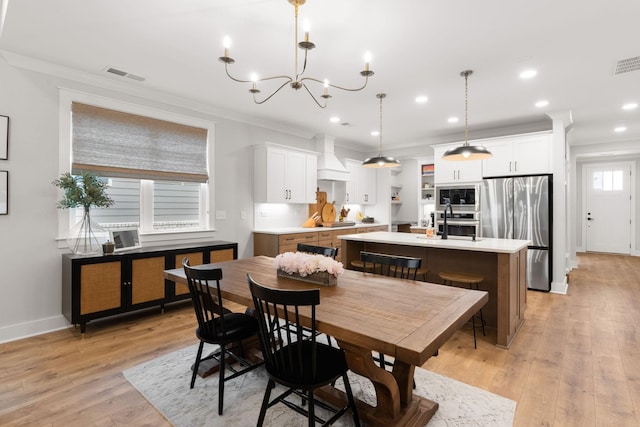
(0, 252, 638, 426)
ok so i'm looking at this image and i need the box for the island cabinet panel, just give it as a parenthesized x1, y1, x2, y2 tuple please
(339, 233, 528, 349)
(62, 241, 237, 334)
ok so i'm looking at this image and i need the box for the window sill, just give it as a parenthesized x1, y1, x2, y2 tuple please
(56, 228, 217, 250)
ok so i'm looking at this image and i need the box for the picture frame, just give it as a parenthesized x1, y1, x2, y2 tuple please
(109, 227, 141, 252)
(0, 115, 8, 160)
(0, 170, 7, 215)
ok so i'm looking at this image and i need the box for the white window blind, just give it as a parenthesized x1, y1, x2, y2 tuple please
(71, 102, 208, 183)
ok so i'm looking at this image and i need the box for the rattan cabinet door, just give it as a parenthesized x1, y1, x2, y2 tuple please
(80, 261, 122, 315)
(131, 256, 166, 305)
(174, 252, 204, 295)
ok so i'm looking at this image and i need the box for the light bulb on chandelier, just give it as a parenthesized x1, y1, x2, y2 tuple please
(218, 0, 374, 108)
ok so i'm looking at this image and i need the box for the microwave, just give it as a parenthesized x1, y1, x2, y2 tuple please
(436, 184, 480, 211)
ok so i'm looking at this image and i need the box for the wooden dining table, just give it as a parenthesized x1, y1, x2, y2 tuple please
(164, 255, 488, 427)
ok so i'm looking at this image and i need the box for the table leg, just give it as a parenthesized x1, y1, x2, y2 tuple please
(335, 340, 438, 427)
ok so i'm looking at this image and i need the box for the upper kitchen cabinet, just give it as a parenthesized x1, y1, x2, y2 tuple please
(344, 158, 377, 204)
(482, 132, 552, 177)
(433, 143, 483, 184)
(254, 143, 318, 203)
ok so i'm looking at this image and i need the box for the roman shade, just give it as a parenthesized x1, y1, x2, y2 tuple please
(71, 102, 208, 183)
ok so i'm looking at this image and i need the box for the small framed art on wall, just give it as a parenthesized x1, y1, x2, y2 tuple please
(0, 170, 7, 215)
(0, 115, 8, 160)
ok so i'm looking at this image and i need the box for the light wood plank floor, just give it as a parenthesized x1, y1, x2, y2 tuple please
(0, 252, 638, 426)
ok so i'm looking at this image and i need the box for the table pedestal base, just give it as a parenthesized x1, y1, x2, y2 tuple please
(318, 340, 440, 427)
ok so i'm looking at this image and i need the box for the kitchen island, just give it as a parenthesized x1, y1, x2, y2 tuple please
(339, 231, 530, 349)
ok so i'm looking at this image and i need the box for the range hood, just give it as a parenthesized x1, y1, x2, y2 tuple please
(315, 134, 350, 181)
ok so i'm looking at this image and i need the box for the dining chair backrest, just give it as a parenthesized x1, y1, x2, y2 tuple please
(247, 273, 321, 380)
(247, 273, 361, 426)
(296, 243, 339, 259)
(182, 258, 229, 339)
(360, 251, 421, 280)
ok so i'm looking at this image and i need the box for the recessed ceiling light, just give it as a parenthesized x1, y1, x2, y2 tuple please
(520, 69, 537, 79)
(535, 100, 549, 108)
(622, 102, 638, 110)
(371, 130, 380, 136)
(329, 116, 340, 123)
(415, 95, 428, 103)
(448, 117, 459, 123)
(614, 126, 627, 132)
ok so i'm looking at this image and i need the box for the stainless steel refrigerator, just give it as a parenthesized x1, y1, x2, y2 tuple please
(481, 174, 552, 291)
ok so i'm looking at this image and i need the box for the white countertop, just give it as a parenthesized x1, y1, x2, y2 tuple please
(338, 231, 530, 254)
(253, 223, 387, 235)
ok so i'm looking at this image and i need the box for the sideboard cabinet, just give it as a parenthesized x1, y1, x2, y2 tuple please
(62, 241, 237, 333)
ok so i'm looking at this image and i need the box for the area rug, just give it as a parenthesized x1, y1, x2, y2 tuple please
(124, 343, 516, 426)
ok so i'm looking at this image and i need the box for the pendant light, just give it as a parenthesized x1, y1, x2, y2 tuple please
(442, 70, 492, 161)
(362, 93, 401, 168)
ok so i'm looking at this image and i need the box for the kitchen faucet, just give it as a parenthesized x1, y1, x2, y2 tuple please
(442, 201, 453, 240)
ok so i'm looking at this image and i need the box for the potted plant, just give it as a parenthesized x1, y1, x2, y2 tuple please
(53, 172, 114, 254)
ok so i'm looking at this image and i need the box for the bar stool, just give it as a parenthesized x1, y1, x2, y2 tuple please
(438, 271, 486, 348)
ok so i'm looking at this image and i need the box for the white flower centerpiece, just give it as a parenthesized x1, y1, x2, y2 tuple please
(274, 251, 344, 286)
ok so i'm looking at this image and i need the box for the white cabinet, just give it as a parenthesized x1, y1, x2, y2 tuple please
(344, 159, 377, 204)
(482, 132, 552, 177)
(254, 144, 318, 203)
(433, 143, 483, 184)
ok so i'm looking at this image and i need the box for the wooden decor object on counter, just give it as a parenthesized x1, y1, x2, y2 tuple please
(309, 188, 327, 218)
(321, 201, 336, 224)
(302, 212, 321, 228)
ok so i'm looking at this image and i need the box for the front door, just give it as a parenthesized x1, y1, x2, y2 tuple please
(584, 162, 632, 254)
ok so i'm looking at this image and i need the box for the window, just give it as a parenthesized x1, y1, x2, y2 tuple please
(592, 169, 624, 192)
(59, 89, 215, 240)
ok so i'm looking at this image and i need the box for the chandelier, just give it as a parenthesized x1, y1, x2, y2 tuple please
(218, 0, 374, 108)
(362, 93, 400, 168)
(442, 70, 493, 161)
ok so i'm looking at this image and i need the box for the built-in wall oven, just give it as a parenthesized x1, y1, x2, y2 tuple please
(435, 184, 481, 237)
(435, 211, 481, 238)
(436, 184, 480, 212)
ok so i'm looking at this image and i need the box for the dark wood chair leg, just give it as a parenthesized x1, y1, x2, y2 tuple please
(190, 341, 204, 389)
(218, 345, 225, 415)
(257, 379, 274, 427)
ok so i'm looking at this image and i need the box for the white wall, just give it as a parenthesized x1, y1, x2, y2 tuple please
(0, 57, 321, 343)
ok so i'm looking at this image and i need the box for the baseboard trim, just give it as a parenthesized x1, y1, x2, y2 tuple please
(550, 277, 568, 295)
(0, 315, 70, 344)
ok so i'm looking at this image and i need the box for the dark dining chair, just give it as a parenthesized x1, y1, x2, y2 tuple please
(183, 258, 263, 415)
(247, 274, 361, 427)
(296, 243, 339, 259)
(360, 251, 422, 279)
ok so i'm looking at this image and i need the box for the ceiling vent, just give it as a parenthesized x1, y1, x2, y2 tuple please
(613, 56, 640, 75)
(105, 67, 146, 82)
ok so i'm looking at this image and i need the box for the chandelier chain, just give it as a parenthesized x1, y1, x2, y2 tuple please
(464, 71, 469, 145)
(379, 94, 384, 155)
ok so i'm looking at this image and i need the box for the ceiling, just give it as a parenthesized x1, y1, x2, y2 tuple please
(1, 0, 639, 154)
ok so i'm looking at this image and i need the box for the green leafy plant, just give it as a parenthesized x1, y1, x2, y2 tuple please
(53, 172, 114, 210)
